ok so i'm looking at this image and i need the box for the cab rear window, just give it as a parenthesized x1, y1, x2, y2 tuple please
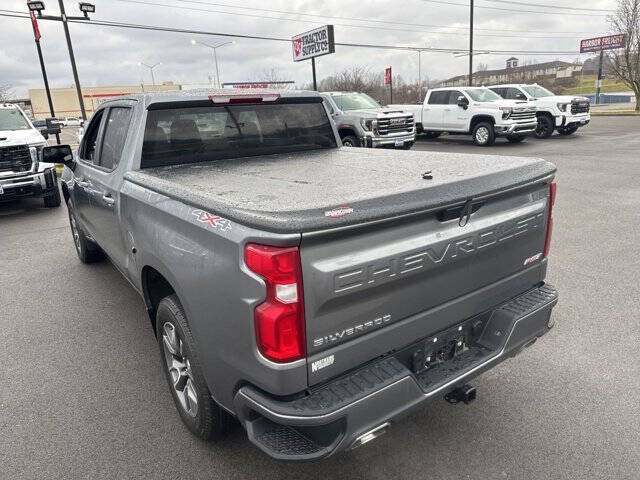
(141, 102, 337, 169)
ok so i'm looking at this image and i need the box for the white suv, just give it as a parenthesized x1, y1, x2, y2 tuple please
(489, 84, 590, 138)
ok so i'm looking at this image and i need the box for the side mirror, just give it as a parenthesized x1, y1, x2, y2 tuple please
(42, 144, 74, 168)
(457, 96, 469, 109)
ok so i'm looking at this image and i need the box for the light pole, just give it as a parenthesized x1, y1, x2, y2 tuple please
(28, 0, 96, 121)
(469, 0, 474, 86)
(415, 48, 430, 103)
(191, 39, 234, 88)
(138, 62, 162, 86)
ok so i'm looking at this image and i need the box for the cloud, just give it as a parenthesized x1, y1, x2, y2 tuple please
(0, 0, 616, 97)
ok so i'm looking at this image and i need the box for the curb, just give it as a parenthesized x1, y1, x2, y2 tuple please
(590, 111, 640, 116)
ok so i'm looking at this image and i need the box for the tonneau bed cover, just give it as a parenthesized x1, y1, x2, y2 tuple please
(124, 147, 555, 233)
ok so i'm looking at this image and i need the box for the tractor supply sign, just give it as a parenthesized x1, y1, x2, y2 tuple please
(580, 34, 625, 53)
(292, 25, 335, 62)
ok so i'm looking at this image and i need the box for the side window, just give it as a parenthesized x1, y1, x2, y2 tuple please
(79, 110, 105, 162)
(448, 90, 464, 104)
(98, 107, 133, 170)
(428, 91, 448, 105)
(508, 88, 527, 100)
(491, 88, 505, 98)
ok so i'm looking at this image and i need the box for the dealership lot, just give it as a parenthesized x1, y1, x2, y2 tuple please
(1, 116, 639, 479)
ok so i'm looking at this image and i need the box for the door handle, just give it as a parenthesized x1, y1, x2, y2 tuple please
(444, 108, 451, 112)
(102, 194, 116, 206)
(76, 177, 89, 188)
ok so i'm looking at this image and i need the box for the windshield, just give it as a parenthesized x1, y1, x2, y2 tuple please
(331, 93, 381, 111)
(0, 108, 31, 131)
(463, 88, 503, 102)
(141, 102, 337, 169)
(522, 85, 554, 98)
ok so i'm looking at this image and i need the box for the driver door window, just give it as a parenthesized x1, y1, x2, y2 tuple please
(79, 110, 105, 162)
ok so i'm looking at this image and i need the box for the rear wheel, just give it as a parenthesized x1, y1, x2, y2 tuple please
(535, 115, 554, 138)
(472, 122, 495, 146)
(341, 135, 359, 147)
(157, 294, 232, 441)
(67, 199, 106, 263)
(423, 131, 442, 139)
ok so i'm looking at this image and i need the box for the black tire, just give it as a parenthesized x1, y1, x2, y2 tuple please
(341, 135, 359, 147)
(472, 122, 495, 146)
(423, 131, 442, 139)
(43, 185, 61, 208)
(558, 125, 578, 135)
(67, 199, 106, 263)
(535, 115, 554, 139)
(401, 142, 414, 150)
(507, 135, 526, 143)
(156, 294, 232, 441)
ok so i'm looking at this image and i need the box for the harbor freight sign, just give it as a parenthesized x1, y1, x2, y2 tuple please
(580, 34, 625, 53)
(292, 25, 335, 62)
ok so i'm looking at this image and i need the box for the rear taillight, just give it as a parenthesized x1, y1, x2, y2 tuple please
(245, 243, 306, 363)
(543, 180, 557, 258)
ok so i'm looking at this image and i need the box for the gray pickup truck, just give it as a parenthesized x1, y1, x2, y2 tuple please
(46, 89, 558, 461)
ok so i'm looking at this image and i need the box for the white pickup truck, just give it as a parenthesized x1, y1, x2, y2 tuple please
(488, 84, 590, 138)
(390, 87, 537, 146)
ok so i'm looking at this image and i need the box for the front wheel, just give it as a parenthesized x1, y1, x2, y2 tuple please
(507, 135, 526, 143)
(341, 135, 359, 147)
(472, 122, 495, 146)
(535, 115, 554, 139)
(67, 199, 106, 263)
(558, 125, 578, 135)
(157, 294, 232, 441)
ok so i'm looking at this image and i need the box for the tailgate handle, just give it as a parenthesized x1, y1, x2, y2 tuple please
(437, 200, 483, 225)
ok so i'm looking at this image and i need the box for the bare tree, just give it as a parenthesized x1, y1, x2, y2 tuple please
(0, 84, 13, 102)
(608, 0, 640, 110)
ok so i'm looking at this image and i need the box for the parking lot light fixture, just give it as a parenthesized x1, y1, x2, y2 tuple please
(139, 62, 162, 86)
(27, 1, 45, 13)
(78, 2, 95, 18)
(191, 39, 235, 88)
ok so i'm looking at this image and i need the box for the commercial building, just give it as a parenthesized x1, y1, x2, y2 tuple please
(439, 58, 582, 87)
(28, 82, 181, 120)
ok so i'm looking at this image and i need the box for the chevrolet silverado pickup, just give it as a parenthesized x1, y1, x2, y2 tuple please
(390, 87, 537, 146)
(488, 84, 590, 138)
(48, 89, 558, 461)
(320, 92, 415, 149)
(0, 103, 61, 206)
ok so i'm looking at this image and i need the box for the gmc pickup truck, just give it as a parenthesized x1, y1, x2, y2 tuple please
(488, 84, 590, 138)
(0, 103, 61, 206)
(47, 89, 558, 461)
(320, 92, 415, 149)
(390, 87, 538, 146)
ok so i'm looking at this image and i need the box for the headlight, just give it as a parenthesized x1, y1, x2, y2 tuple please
(360, 118, 377, 132)
(557, 103, 569, 112)
(499, 107, 512, 120)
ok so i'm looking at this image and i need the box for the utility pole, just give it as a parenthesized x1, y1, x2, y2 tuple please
(595, 49, 604, 105)
(469, 0, 474, 86)
(30, 1, 96, 121)
(27, 6, 60, 143)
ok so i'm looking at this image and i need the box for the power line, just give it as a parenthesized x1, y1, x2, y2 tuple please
(419, 0, 610, 16)
(480, 0, 615, 13)
(166, 0, 598, 35)
(0, 10, 584, 55)
(110, 0, 588, 39)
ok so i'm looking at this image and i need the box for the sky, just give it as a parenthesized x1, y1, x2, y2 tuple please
(0, 0, 620, 98)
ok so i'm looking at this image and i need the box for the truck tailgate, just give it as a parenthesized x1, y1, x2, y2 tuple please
(301, 178, 553, 386)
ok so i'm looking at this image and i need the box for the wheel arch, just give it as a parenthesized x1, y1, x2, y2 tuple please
(337, 127, 358, 139)
(141, 265, 178, 335)
(470, 115, 495, 131)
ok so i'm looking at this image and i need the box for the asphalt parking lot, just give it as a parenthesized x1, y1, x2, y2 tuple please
(1, 116, 639, 479)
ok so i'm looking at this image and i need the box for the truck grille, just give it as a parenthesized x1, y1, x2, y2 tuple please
(0, 145, 32, 173)
(571, 101, 590, 114)
(377, 116, 414, 136)
(510, 109, 536, 123)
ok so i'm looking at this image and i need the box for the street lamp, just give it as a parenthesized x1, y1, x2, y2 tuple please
(138, 62, 162, 86)
(191, 39, 234, 88)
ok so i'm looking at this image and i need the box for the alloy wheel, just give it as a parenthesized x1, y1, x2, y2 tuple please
(475, 127, 489, 145)
(162, 322, 199, 417)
